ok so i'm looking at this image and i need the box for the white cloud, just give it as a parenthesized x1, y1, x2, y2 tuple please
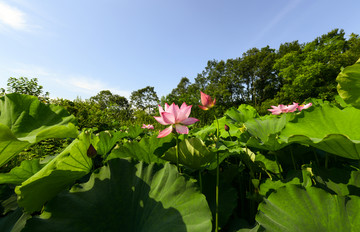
(67, 76, 131, 99)
(0, 1, 27, 30)
(5, 64, 131, 100)
(11, 66, 51, 77)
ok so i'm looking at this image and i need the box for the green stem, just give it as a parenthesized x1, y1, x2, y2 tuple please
(275, 154, 283, 180)
(313, 148, 320, 166)
(214, 115, 220, 232)
(216, 152, 219, 232)
(198, 170, 203, 193)
(214, 115, 219, 139)
(175, 134, 180, 173)
(290, 147, 296, 170)
(227, 131, 233, 142)
(325, 153, 329, 169)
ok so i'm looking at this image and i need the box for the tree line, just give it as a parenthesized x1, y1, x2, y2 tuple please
(2, 29, 360, 129)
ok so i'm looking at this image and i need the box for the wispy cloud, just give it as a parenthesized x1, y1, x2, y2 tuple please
(0, 1, 27, 30)
(67, 76, 131, 99)
(5, 64, 131, 100)
(250, 0, 302, 47)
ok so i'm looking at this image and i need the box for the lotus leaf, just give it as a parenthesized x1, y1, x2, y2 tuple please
(280, 103, 360, 159)
(96, 130, 127, 157)
(225, 104, 259, 125)
(22, 158, 212, 232)
(256, 184, 360, 232)
(337, 57, 360, 108)
(245, 113, 292, 151)
(0, 159, 44, 185)
(162, 137, 216, 170)
(0, 93, 78, 167)
(107, 133, 174, 164)
(15, 132, 93, 213)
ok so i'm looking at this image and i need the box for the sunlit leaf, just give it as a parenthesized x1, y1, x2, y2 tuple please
(0, 159, 44, 185)
(15, 132, 93, 213)
(95, 130, 127, 157)
(337, 58, 360, 108)
(107, 133, 174, 164)
(256, 184, 360, 232)
(245, 114, 292, 151)
(162, 137, 216, 170)
(225, 104, 259, 125)
(280, 102, 360, 159)
(0, 93, 78, 167)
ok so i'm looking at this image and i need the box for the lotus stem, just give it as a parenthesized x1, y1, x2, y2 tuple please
(290, 147, 296, 170)
(214, 115, 220, 232)
(175, 134, 180, 173)
(325, 153, 329, 169)
(199, 170, 203, 193)
(227, 131, 233, 142)
(312, 148, 320, 166)
(275, 154, 283, 180)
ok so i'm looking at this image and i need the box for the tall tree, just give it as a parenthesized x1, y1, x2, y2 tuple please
(273, 29, 360, 104)
(5, 77, 49, 101)
(130, 86, 159, 114)
(90, 90, 131, 120)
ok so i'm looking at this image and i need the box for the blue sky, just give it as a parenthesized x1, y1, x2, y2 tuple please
(0, 0, 359, 101)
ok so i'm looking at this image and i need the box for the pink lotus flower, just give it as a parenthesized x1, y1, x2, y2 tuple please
(154, 102, 199, 138)
(268, 102, 312, 115)
(298, 103, 312, 111)
(141, 124, 154, 129)
(267, 104, 287, 115)
(286, 102, 299, 113)
(199, 91, 216, 110)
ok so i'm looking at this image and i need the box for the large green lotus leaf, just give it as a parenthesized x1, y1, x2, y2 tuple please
(192, 124, 217, 141)
(22, 158, 212, 232)
(337, 58, 360, 108)
(96, 130, 127, 157)
(0, 93, 78, 167)
(211, 105, 258, 142)
(162, 137, 216, 170)
(226, 104, 259, 125)
(15, 132, 93, 213)
(126, 124, 143, 139)
(254, 152, 282, 175)
(259, 172, 301, 197)
(107, 133, 174, 164)
(280, 103, 360, 159)
(218, 116, 241, 139)
(256, 184, 360, 232)
(244, 113, 293, 151)
(0, 159, 44, 185)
